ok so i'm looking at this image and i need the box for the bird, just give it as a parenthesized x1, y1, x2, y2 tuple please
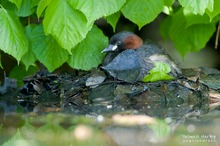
(101, 31, 182, 82)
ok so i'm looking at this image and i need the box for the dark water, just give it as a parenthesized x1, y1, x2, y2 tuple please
(1, 69, 220, 146)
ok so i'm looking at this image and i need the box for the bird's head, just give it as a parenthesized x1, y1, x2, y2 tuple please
(101, 31, 143, 53)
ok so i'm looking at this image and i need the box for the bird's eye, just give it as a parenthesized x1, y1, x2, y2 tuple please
(116, 41, 121, 46)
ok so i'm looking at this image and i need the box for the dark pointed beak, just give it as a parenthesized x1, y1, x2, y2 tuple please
(101, 44, 117, 53)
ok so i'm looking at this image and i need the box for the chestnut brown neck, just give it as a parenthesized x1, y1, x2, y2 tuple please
(123, 35, 143, 50)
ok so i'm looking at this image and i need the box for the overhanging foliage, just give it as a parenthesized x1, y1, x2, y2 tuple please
(0, 0, 219, 71)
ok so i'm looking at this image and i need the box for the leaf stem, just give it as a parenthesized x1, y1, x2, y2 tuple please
(28, 16, 30, 25)
(215, 21, 220, 49)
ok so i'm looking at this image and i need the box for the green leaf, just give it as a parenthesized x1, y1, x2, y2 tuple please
(9, 64, 38, 86)
(149, 120, 170, 139)
(163, 0, 174, 15)
(9, 0, 22, 9)
(178, 0, 214, 15)
(106, 12, 121, 32)
(142, 62, 174, 82)
(0, 8, 28, 62)
(183, 9, 210, 27)
(162, 6, 173, 15)
(121, 0, 164, 29)
(160, 16, 172, 40)
(31, 25, 69, 72)
(16, 0, 36, 17)
(37, 0, 52, 18)
(1, 0, 18, 14)
(67, 26, 108, 70)
(67, 0, 126, 25)
(43, 0, 92, 53)
(164, 0, 175, 6)
(21, 24, 38, 70)
(168, 9, 216, 56)
(2, 0, 37, 17)
(31, 0, 40, 8)
(206, 0, 220, 21)
(3, 130, 24, 146)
